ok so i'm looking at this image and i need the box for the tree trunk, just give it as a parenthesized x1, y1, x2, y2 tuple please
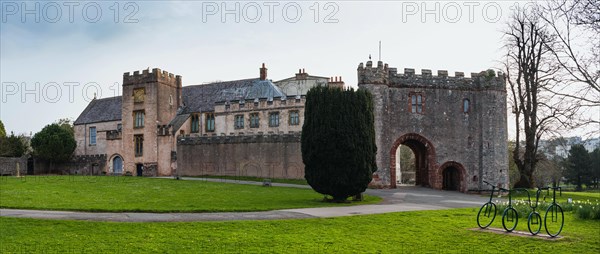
(514, 172, 533, 188)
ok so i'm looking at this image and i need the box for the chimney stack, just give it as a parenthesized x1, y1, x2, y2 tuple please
(260, 63, 268, 80)
(328, 76, 345, 89)
(295, 67, 308, 80)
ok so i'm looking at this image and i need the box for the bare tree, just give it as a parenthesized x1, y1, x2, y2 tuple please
(538, 0, 600, 127)
(504, 6, 577, 188)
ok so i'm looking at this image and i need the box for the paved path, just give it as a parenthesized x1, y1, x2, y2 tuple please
(0, 178, 488, 222)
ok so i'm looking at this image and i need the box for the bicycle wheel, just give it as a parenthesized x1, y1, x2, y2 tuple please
(527, 212, 542, 235)
(502, 207, 518, 232)
(477, 202, 497, 229)
(544, 204, 564, 237)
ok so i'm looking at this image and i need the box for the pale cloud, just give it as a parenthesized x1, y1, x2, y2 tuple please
(1, 1, 596, 138)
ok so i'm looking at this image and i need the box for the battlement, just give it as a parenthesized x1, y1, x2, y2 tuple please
(214, 95, 305, 112)
(178, 132, 301, 145)
(357, 61, 505, 90)
(123, 68, 182, 87)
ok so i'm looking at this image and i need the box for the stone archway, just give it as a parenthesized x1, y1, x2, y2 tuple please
(390, 133, 437, 189)
(439, 161, 466, 192)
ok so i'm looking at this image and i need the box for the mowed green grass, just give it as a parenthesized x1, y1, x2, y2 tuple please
(1, 208, 598, 253)
(0, 176, 379, 212)
(191, 175, 309, 185)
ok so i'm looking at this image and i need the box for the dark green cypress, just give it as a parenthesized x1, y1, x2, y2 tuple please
(301, 86, 377, 201)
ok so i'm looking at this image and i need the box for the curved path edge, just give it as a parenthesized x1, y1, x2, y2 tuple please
(1, 178, 489, 222)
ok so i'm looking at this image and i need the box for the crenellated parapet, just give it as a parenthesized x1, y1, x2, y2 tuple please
(214, 95, 305, 113)
(357, 61, 389, 85)
(178, 133, 301, 145)
(358, 61, 505, 90)
(123, 68, 182, 87)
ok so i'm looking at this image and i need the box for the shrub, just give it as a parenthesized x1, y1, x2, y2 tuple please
(301, 86, 376, 201)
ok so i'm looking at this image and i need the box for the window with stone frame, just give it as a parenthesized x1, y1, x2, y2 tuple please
(463, 99, 470, 113)
(269, 112, 280, 127)
(191, 114, 200, 133)
(250, 113, 260, 128)
(289, 111, 300, 125)
(133, 88, 145, 103)
(134, 135, 143, 157)
(89, 127, 96, 145)
(409, 93, 425, 114)
(234, 115, 244, 129)
(205, 113, 215, 132)
(134, 110, 145, 128)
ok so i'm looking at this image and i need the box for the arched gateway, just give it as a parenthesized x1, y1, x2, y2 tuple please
(390, 133, 437, 189)
(358, 60, 510, 192)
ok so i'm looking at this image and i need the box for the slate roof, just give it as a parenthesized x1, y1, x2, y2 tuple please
(74, 96, 122, 125)
(180, 78, 285, 114)
(73, 78, 285, 126)
(169, 114, 190, 134)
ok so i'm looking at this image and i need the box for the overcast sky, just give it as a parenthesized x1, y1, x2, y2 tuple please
(1, 1, 596, 139)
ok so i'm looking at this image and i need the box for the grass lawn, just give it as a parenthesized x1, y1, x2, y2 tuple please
(190, 175, 308, 185)
(0, 176, 379, 212)
(1, 208, 598, 253)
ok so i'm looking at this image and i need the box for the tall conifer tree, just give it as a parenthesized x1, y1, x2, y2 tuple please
(301, 86, 376, 201)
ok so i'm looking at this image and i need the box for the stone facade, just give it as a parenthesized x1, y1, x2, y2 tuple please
(274, 69, 329, 96)
(121, 69, 182, 176)
(177, 133, 303, 178)
(73, 65, 339, 179)
(274, 69, 345, 95)
(358, 61, 509, 192)
(0, 156, 27, 176)
(71, 61, 508, 193)
(74, 120, 123, 172)
(213, 97, 305, 136)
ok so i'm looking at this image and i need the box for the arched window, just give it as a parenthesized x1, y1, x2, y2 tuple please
(113, 156, 123, 174)
(191, 115, 199, 133)
(463, 99, 470, 113)
(410, 93, 424, 114)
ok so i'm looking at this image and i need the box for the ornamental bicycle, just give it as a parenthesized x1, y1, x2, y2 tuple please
(476, 181, 565, 237)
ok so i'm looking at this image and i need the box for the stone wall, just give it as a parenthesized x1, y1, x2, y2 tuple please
(358, 61, 509, 192)
(0, 156, 27, 175)
(177, 133, 304, 179)
(33, 155, 107, 175)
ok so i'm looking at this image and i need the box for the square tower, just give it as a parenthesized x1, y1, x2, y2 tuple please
(121, 68, 182, 176)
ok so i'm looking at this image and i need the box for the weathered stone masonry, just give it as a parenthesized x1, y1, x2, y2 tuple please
(177, 133, 303, 179)
(358, 61, 509, 192)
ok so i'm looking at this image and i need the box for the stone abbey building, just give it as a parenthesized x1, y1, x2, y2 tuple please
(74, 60, 508, 192)
(73, 64, 343, 177)
(358, 61, 509, 191)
